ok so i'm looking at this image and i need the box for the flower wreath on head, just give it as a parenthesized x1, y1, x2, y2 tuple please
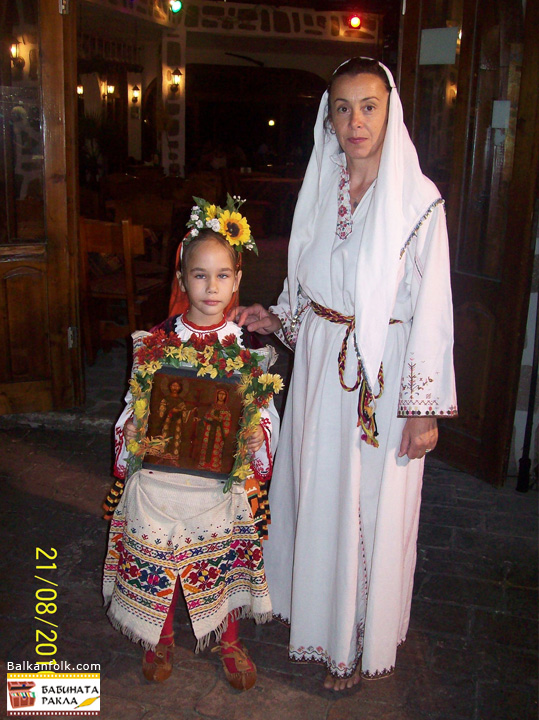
(185, 194, 258, 254)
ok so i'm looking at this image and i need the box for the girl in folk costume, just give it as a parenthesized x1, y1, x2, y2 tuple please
(103, 197, 280, 691)
(233, 58, 457, 689)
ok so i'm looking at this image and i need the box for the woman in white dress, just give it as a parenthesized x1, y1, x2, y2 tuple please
(233, 57, 457, 690)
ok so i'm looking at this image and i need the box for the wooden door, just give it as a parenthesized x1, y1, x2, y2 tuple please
(0, 0, 82, 413)
(399, 0, 538, 485)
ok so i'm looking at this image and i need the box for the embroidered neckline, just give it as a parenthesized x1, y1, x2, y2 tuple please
(336, 167, 377, 241)
(179, 314, 227, 333)
(336, 166, 354, 240)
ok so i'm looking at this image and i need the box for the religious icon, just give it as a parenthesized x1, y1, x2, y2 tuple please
(144, 367, 243, 478)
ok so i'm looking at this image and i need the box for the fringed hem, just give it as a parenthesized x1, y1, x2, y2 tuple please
(194, 606, 274, 653)
(107, 603, 273, 655)
(106, 610, 159, 652)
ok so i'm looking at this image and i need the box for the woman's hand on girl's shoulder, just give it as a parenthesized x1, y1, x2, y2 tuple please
(229, 304, 282, 335)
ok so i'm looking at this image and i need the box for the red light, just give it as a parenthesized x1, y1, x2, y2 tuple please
(348, 14, 361, 29)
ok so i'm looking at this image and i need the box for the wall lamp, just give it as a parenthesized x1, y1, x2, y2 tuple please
(10, 40, 25, 70)
(170, 68, 182, 94)
(131, 85, 140, 104)
(102, 82, 115, 100)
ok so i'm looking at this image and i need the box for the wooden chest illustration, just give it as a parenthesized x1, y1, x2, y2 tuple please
(8, 681, 36, 709)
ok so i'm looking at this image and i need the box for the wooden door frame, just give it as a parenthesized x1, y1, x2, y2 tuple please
(41, 0, 83, 407)
(398, 0, 538, 483)
(496, 0, 539, 479)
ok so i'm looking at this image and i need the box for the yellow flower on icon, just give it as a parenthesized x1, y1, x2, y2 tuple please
(225, 356, 244, 372)
(134, 398, 147, 419)
(197, 364, 218, 378)
(139, 360, 162, 377)
(258, 373, 271, 389)
(258, 373, 283, 391)
(183, 347, 198, 364)
(203, 345, 215, 361)
(127, 440, 140, 453)
(219, 210, 251, 247)
(234, 463, 253, 480)
(166, 346, 186, 361)
(206, 204, 218, 220)
(269, 374, 284, 393)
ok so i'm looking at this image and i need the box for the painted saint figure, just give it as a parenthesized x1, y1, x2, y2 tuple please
(198, 388, 232, 472)
(159, 379, 193, 456)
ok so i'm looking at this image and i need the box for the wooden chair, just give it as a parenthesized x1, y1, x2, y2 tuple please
(104, 195, 177, 268)
(79, 217, 170, 364)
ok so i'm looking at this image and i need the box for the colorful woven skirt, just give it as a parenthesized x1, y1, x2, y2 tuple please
(103, 469, 272, 651)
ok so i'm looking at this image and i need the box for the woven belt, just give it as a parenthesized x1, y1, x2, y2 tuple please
(311, 301, 401, 447)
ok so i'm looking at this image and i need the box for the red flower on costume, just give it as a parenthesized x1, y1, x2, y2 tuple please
(190, 332, 219, 351)
(221, 334, 237, 347)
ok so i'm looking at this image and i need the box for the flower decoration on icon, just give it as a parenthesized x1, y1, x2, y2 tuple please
(126, 330, 281, 492)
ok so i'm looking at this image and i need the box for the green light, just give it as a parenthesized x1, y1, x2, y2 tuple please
(170, 0, 182, 13)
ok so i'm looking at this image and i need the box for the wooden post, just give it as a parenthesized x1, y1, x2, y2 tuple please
(41, 0, 84, 405)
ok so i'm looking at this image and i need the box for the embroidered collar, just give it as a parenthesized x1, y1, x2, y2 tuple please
(337, 166, 353, 240)
(179, 314, 227, 334)
(335, 165, 377, 241)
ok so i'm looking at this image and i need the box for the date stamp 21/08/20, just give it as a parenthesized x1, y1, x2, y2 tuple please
(35, 547, 58, 668)
(6, 549, 101, 716)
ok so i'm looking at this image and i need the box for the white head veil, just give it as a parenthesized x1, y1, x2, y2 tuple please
(285, 58, 441, 391)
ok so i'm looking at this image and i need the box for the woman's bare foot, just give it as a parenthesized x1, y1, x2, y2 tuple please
(324, 666, 361, 691)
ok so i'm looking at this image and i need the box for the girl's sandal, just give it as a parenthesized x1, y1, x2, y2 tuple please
(142, 633, 175, 683)
(211, 640, 257, 691)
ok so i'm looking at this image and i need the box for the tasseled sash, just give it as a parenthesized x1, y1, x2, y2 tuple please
(311, 301, 401, 447)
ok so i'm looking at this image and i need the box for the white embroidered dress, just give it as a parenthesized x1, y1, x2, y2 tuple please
(263, 62, 457, 679)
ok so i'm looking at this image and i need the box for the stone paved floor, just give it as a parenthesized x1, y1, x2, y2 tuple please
(1, 421, 537, 720)
(1, 237, 537, 719)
